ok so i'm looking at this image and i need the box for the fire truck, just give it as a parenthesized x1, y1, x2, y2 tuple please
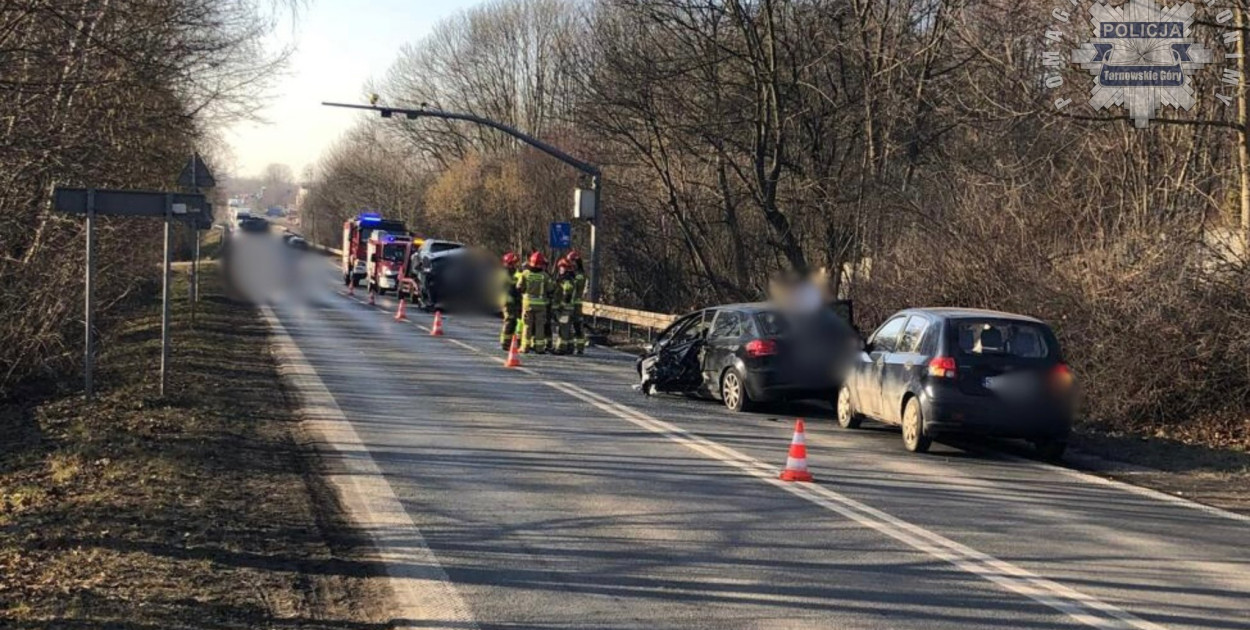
(342, 212, 406, 287)
(365, 231, 412, 294)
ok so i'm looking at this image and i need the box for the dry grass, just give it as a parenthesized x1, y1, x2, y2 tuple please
(0, 266, 392, 629)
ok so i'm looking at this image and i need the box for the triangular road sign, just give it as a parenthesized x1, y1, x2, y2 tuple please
(178, 153, 216, 189)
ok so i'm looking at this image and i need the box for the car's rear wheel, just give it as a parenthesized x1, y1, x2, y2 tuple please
(1034, 439, 1067, 462)
(836, 385, 863, 429)
(721, 368, 752, 413)
(902, 398, 932, 453)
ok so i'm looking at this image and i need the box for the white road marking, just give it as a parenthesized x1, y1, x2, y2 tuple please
(327, 285, 1236, 627)
(542, 381, 1166, 630)
(261, 307, 479, 630)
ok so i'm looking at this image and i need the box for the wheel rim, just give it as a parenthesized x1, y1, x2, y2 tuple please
(837, 388, 852, 425)
(724, 373, 741, 409)
(903, 404, 919, 446)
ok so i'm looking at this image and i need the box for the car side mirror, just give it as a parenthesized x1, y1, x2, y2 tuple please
(862, 340, 873, 353)
(643, 343, 654, 353)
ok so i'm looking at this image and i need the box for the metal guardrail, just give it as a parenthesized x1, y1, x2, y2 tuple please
(582, 301, 677, 344)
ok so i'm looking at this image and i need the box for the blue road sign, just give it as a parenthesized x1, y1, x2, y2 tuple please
(549, 222, 572, 249)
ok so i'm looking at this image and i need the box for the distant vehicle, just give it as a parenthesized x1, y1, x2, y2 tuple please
(837, 308, 1074, 459)
(342, 213, 406, 287)
(266, 206, 285, 218)
(288, 236, 308, 250)
(238, 216, 269, 233)
(230, 209, 252, 228)
(636, 304, 856, 412)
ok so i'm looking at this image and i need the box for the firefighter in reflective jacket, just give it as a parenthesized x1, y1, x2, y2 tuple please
(552, 259, 576, 355)
(565, 250, 588, 354)
(499, 252, 522, 350)
(516, 251, 551, 353)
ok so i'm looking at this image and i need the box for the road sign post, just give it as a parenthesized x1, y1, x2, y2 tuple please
(181, 153, 216, 327)
(84, 190, 96, 401)
(161, 195, 173, 397)
(55, 187, 207, 400)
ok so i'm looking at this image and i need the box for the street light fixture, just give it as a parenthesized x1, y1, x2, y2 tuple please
(322, 101, 603, 302)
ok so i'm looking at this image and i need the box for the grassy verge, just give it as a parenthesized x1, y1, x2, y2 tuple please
(0, 265, 390, 628)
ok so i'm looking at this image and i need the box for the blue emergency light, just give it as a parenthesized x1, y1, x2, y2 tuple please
(358, 211, 382, 224)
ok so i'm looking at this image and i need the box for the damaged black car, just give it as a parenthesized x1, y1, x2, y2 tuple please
(636, 303, 857, 412)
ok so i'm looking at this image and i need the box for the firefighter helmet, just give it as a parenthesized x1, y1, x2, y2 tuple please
(529, 251, 548, 269)
(556, 259, 572, 272)
(502, 251, 520, 267)
(566, 249, 582, 263)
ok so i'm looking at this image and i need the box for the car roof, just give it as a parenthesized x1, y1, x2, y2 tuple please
(904, 307, 1045, 324)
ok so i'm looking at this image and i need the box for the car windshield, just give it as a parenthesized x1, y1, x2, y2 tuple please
(954, 320, 1053, 359)
(754, 311, 788, 336)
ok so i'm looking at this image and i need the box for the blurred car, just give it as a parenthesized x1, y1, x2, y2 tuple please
(837, 308, 1074, 459)
(288, 236, 308, 250)
(413, 239, 467, 309)
(238, 216, 269, 233)
(636, 303, 856, 412)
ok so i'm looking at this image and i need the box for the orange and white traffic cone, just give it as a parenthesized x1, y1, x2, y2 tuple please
(430, 310, 444, 336)
(504, 334, 522, 368)
(779, 419, 814, 482)
(394, 295, 408, 321)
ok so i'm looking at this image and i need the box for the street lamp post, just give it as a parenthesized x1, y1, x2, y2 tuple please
(322, 101, 603, 302)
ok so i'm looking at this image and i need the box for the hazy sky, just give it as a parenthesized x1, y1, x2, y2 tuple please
(225, 0, 481, 180)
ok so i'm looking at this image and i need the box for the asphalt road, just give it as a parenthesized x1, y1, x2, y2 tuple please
(263, 262, 1250, 630)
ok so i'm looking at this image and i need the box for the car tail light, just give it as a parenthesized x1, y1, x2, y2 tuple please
(745, 339, 778, 358)
(928, 356, 957, 378)
(1051, 363, 1074, 388)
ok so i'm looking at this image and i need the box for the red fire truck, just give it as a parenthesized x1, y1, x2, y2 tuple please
(365, 231, 412, 295)
(342, 212, 406, 287)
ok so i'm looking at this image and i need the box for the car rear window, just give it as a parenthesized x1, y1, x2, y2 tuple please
(754, 311, 788, 336)
(430, 242, 463, 254)
(953, 320, 1053, 359)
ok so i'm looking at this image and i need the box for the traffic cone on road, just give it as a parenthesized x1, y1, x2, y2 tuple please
(394, 295, 408, 321)
(504, 334, 522, 368)
(430, 310, 444, 336)
(779, 419, 814, 482)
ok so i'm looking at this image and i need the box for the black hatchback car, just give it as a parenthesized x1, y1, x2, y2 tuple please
(837, 308, 1074, 459)
(637, 303, 855, 412)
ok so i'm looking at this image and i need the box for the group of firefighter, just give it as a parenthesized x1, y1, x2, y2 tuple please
(499, 250, 588, 355)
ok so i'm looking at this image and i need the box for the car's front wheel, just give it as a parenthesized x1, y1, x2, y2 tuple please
(902, 397, 932, 453)
(721, 368, 752, 413)
(836, 385, 863, 429)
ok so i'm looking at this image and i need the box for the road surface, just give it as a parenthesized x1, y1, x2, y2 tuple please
(262, 264, 1250, 630)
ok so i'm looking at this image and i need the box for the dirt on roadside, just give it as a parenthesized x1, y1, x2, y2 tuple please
(0, 266, 394, 629)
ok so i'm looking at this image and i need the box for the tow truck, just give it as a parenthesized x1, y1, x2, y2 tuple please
(365, 231, 412, 295)
(342, 212, 406, 287)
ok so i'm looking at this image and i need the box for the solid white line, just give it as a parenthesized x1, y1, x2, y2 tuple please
(543, 381, 1165, 630)
(261, 306, 479, 630)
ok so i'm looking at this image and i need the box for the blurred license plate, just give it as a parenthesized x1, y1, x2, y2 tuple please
(983, 373, 1037, 399)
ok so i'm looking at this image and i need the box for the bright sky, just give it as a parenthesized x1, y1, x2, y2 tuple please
(224, 0, 481, 180)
